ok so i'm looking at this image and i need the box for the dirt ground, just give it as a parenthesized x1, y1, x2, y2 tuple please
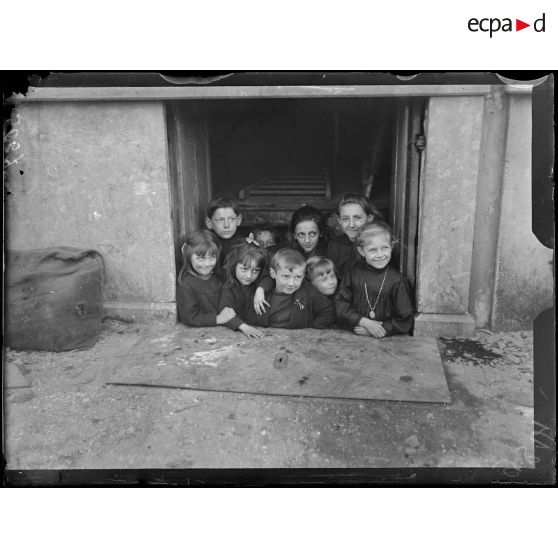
(3, 320, 534, 473)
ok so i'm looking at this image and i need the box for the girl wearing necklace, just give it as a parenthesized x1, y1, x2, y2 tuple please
(334, 221, 414, 338)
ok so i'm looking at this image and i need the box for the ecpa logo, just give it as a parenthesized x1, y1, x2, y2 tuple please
(468, 13, 546, 37)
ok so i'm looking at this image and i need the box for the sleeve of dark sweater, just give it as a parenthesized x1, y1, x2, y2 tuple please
(326, 239, 340, 268)
(382, 276, 415, 336)
(219, 284, 244, 331)
(308, 285, 336, 329)
(177, 279, 217, 327)
(334, 272, 363, 329)
(242, 289, 271, 328)
(256, 273, 275, 292)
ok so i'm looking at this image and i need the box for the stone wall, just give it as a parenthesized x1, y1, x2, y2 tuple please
(6, 101, 176, 320)
(5, 92, 552, 330)
(414, 96, 484, 336)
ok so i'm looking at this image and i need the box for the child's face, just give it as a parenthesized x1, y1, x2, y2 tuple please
(206, 207, 242, 239)
(357, 233, 392, 270)
(255, 231, 276, 249)
(337, 203, 373, 241)
(235, 261, 262, 286)
(311, 270, 338, 296)
(191, 252, 217, 277)
(270, 264, 306, 294)
(294, 220, 320, 253)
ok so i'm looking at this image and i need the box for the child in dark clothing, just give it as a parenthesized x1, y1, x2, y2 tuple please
(219, 239, 267, 339)
(245, 248, 335, 329)
(327, 193, 383, 276)
(306, 256, 341, 328)
(253, 206, 330, 313)
(335, 221, 414, 337)
(205, 196, 244, 268)
(176, 231, 236, 327)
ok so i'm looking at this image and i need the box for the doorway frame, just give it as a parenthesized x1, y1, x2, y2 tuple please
(166, 94, 424, 308)
(21, 84, 498, 101)
(21, 82, 532, 333)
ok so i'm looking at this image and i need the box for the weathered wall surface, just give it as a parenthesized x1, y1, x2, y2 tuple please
(6, 101, 176, 309)
(491, 95, 554, 331)
(416, 96, 484, 315)
(5, 93, 551, 330)
(468, 89, 508, 328)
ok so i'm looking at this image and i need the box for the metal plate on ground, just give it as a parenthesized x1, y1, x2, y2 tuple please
(109, 326, 451, 403)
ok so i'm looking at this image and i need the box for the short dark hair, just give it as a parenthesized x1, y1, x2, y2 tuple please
(270, 248, 306, 271)
(206, 196, 240, 219)
(289, 205, 325, 237)
(253, 224, 281, 244)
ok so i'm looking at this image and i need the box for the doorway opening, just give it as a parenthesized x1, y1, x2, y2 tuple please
(166, 96, 426, 286)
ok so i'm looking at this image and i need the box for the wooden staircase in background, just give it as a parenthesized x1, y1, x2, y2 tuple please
(234, 165, 387, 227)
(238, 167, 331, 202)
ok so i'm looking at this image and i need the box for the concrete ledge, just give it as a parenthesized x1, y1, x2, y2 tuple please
(414, 313, 476, 337)
(103, 302, 177, 323)
(18, 84, 494, 103)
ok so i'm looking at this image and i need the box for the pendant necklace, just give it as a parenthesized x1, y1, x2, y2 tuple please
(364, 266, 389, 320)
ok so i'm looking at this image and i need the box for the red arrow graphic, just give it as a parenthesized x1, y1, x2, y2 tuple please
(516, 19, 530, 31)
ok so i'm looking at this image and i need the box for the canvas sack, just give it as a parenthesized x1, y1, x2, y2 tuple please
(5, 247, 104, 351)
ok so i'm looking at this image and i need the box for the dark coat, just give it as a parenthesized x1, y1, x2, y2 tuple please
(177, 273, 221, 327)
(335, 262, 414, 336)
(244, 281, 335, 329)
(327, 234, 359, 276)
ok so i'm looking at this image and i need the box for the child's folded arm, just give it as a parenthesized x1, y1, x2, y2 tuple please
(251, 273, 274, 314)
(256, 273, 274, 292)
(334, 275, 362, 329)
(243, 299, 270, 327)
(224, 317, 244, 330)
(382, 277, 415, 336)
(219, 285, 244, 330)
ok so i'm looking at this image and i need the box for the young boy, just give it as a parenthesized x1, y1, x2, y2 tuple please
(245, 248, 335, 329)
(205, 196, 244, 267)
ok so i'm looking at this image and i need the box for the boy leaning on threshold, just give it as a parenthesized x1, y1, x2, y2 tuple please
(244, 248, 335, 330)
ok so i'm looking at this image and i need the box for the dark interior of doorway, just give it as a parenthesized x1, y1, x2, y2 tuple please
(166, 96, 425, 285)
(206, 97, 395, 234)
